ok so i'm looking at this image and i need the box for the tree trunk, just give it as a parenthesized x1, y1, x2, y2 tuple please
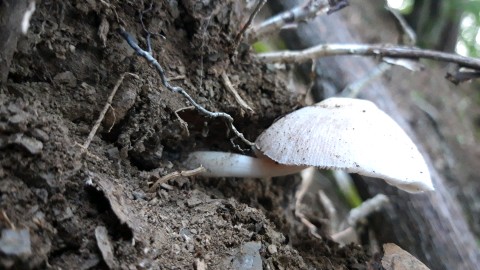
(406, 0, 462, 52)
(0, 0, 31, 84)
(272, 0, 480, 269)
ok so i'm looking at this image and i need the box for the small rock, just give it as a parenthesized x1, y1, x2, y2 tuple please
(53, 71, 77, 87)
(9, 133, 43, 154)
(0, 228, 32, 256)
(106, 147, 120, 160)
(34, 189, 49, 204)
(95, 226, 118, 269)
(166, 0, 180, 18)
(98, 16, 110, 47)
(186, 196, 202, 207)
(267, 244, 277, 255)
(132, 191, 147, 201)
(230, 242, 263, 270)
(30, 128, 49, 142)
(53, 206, 73, 221)
(179, 228, 193, 242)
(8, 112, 29, 125)
(382, 243, 430, 270)
(195, 258, 206, 270)
(158, 189, 169, 200)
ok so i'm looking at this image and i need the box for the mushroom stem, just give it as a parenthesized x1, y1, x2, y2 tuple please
(186, 151, 307, 178)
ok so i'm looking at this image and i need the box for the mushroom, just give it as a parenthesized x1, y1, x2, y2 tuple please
(186, 97, 434, 193)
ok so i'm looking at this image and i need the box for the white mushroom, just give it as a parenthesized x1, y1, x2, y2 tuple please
(186, 97, 434, 193)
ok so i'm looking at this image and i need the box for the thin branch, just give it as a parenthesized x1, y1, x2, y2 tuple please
(149, 166, 206, 192)
(118, 28, 254, 147)
(346, 194, 389, 226)
(0, 210, 15, 229)
(247, 0, 348, 43)
(83, 72, 139, 150)
(256, 43, 480, 70)
(385, 5, 416, 45)
(234, 0, 267, 48)
(221, 71, 254, 114)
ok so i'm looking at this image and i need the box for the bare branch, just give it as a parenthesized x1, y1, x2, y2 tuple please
(256, 43, 480, 70)
(247, 0, 348, 43)
(118, 28, 254, 147)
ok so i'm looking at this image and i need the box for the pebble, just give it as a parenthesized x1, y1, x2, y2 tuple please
(0, 228, 32, 256)
(267, 244, 277, 255)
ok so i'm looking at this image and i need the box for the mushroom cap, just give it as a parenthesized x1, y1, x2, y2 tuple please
(255, 97, 434, 193)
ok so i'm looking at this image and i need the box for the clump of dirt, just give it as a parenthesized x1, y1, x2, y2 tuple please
(0, 1, 371, 269)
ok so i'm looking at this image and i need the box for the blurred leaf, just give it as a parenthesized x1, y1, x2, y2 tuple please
(252, 41, 270, 53)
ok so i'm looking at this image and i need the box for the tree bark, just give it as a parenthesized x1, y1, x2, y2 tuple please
(271, 0, 480, 269)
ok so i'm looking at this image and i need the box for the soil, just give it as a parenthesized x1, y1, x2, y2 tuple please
(0, 1, 372, 269)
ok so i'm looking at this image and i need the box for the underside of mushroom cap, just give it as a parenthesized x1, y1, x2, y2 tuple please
(255, 97, 434, 193)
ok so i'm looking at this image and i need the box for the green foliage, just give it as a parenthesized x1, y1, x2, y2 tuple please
(342, 185, 363, 208)
(396, 0, 480, 56)
(252, 41, 270, 53)
(390, 0, 414, 14)
(457, 1, 480, 57)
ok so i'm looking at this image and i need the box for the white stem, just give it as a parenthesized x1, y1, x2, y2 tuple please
(185, 151, 307, 178)
(346, 194, 389, 226)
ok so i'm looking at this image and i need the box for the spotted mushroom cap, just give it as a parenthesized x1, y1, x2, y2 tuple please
(255, 97, 434, 193)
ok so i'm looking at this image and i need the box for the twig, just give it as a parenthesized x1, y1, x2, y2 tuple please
(318, 189, 338, 234)
(385, 5, 416, 45)
(446, 68, 480, 85)
(234, 0, 267, 47)
(149, 166, 206, 192)
(221, 71, 254, 114)
(330, 226, 356, 244)
(256, 43, 480, 70)
(168, 75, 186, 81)
(295, 167, 322, 239)
(106, 104, 116, 133)
(174, 106, 193, 137)
(0, 210, 15, 229)
(118, 28, 254, 148)
(338, 6, 420, 98)
(346, 194, 389, 226)
(197, 16, 212, 94)
(247, 0, 348, 43)
(83, 72, 139, 150)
